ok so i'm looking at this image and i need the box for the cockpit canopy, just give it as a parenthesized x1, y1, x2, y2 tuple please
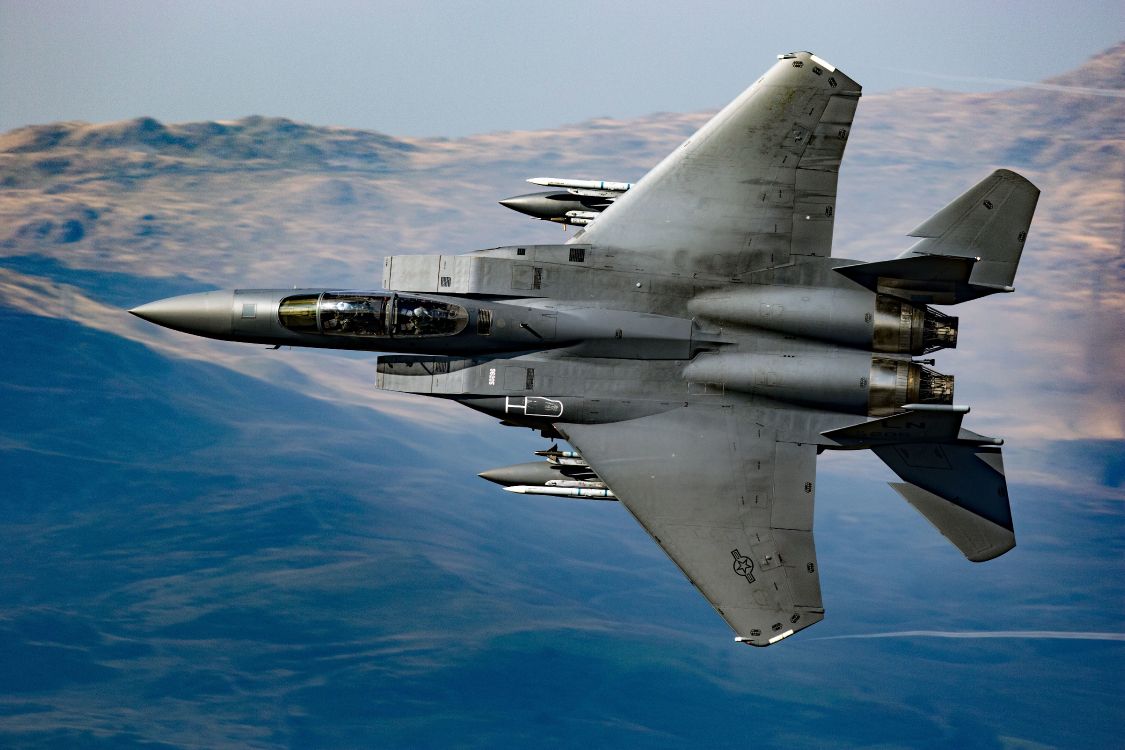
(279, 292, 468, 338)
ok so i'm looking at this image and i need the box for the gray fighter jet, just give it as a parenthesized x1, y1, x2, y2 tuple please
(131, 52, 1039, 646)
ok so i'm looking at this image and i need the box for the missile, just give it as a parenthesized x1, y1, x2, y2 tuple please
(527, 177, 633, 193)
(565, 211, 600, 221)
(503, 485, 616, 500)
(545, 479, 607, 489)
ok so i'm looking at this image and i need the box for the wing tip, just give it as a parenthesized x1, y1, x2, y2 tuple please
(966, 537, 1017, 563)
(734, 609, 825, 647)
(735, 628, 798, 647)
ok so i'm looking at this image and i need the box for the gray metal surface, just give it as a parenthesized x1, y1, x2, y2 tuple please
(569, 51, 860, 275)
(560, 405, 823, 646)
(903, 169, 1040, 290)
(889, 481, 1015, 562)
(130, 51, 1038, 646)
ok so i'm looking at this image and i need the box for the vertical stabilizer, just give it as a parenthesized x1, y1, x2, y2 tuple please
(900, 169, 1040, 291)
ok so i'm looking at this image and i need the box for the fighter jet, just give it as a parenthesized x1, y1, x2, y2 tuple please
(131, 51, 1039, 646)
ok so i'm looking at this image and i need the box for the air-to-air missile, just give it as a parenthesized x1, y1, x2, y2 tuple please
(527, 178, 634, 193)
(477, 447, 612, 500)
(503, 485, 616, 499)
(499, 177, 632, 226)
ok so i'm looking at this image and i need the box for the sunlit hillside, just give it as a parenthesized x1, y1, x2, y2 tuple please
(0, 43, 1122, 750)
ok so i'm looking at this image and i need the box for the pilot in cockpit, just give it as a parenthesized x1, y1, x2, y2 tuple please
(407, 305, 434, 334)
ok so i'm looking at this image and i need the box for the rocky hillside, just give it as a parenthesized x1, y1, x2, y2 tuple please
(1, 43, 1122, 445)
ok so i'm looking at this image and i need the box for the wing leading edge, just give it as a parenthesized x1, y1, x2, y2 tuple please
(559, 405, 824, 646)
(570, 51, 861, 275)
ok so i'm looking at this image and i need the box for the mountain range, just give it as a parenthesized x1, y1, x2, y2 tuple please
(0, 43, 1122, 749)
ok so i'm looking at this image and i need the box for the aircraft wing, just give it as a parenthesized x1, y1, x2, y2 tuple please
(571, 51, 861, 274)
(822, 407, 1016, 562)
(558, 404, 824, 646)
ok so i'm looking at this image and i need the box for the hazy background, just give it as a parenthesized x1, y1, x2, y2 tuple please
(1, 3, 1123, 748)
(2, 0, 1123, 136)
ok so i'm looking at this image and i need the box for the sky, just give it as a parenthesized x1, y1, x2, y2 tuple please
(1, 4, 1123, 747)
(1, 0, 1122, 137)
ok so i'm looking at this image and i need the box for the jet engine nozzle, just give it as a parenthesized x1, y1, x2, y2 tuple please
(916, 365, 955, 403)
(868, 358, 955, 416)
(873, 296, 958, 354)
(922, 308, 959, 351)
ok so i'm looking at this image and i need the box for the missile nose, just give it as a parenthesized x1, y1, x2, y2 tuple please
(129, 290, 235, 339)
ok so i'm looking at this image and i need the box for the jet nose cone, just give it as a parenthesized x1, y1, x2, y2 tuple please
(129, 290, 235, 338)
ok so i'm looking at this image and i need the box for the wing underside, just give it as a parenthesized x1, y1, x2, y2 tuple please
(878, 444, 1015, 562)
(559, 405, 824, 646)
(822, 407, 1016, 562)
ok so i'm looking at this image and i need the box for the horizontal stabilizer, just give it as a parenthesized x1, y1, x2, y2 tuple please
(873, 443, 1015, 561)
(834, 254, 994, 305)
(822, 404, 1002, 449)
(889, 482, 1016, 562)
